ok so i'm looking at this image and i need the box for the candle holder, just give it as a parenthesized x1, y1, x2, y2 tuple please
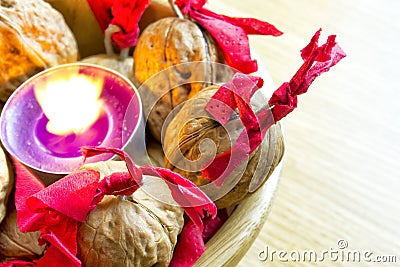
(0, 63, 145, 185)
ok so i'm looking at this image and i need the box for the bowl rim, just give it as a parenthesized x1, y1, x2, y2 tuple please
(193, 49, 284, 266)
(193, 157, 283, 266)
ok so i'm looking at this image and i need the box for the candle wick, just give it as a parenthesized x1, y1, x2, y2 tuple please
(104, 24, 122, 56)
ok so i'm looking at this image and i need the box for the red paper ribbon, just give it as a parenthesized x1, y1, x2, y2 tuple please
(169, 209, 228, 267)
(269, 29, 347, 121)
(3, 147, 216, 266)
(82, 146, 217, 232)
(203, 29, 346, 183)
(86, 0, 150, 49)
(12, 160, 97, 267)
(174, 0, 282, 74)
(203, 73, 268, 185)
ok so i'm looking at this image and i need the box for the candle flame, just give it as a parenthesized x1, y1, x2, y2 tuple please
(34, 72, 104, 135)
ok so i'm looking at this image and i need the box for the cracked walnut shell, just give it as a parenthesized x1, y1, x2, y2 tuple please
(0, 205, 45, 261)
(77, 161, 184, 267)
(0, 144, 12, 225)
(134, 17, 230, 142)
(163, 86, 284, 209)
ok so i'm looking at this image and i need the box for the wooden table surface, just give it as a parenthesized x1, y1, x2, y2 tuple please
(208, 0, 400, 266)
(8, 1, 397, 266)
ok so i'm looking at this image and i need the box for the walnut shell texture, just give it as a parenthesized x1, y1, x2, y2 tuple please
(0, 205, 45, 261)
(44, 0, 104, 58)
(0, 0, 78, 107)
(164, 87, 285, 208)
(134, 17, 228, 142)
(0, 144, 12, 224)
(139, 0, 175, 32)
(78, 161, 184, 267)
(81, 54, 134, 81)
(45, 0, 175, 58)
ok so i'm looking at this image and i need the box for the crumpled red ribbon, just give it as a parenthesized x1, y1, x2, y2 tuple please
(86, 0, 150, 49)
(0, 260, 35, 267)
(3, 148, 216, 266)
(169, 209, 228, 267)
(203, 73, 266, 185)
(81, 147, 217, 232)
(174, 0, 282, 74)
(269, 29, 347, 121)
(11, 159, 136, 267)
(203, 29, 346, 183)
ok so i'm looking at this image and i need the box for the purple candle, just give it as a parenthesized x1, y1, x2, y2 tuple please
(0, 63, 144, 183)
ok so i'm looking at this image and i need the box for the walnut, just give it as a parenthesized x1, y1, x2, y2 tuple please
(134, 17, 230, 142)
(163, 87, 285, 208)
(77, 161, 184, 267)
(139, 0, 175, 32)
(0, 145, 44, 261)
(0, 204, 45, 261)
(44, 0, 104, 58)
(0, 145, 12, 224)
(81, 54, 134, 81)
(44, 0, 175, 58)
(0, 0, 78, 108)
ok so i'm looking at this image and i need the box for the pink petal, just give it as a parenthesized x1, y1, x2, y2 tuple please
(203, 73, 263, 184)
(35, 217, 81, 267)
(81, 146, 143, 183)
(86, 0, 114, 32)
(141, 166, 217, 232)
(269, 30, 346, 121)
(81, 147, 216, 232)
(297, 43, 347, 95)
(192, 10, 258, 74)
(199, 8, 282, 36)
(111, 0, 151, 48)
(0, 260, 35, 267)
(169, 221, 205, 267)
(268, 82, 297, 122)
(300, 28, 322, 60)
(26, 170, 100, 222)
(87, 0, 151, 49)
(91, 172, 141, 207)
(174, 1, 282, 73)
(205, 73, 263, 125)
(202, 209, 228, 242)
(170, 209, 229, 267)
(12, 158, 45, 232)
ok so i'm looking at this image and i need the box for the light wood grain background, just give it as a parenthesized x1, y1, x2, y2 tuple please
(208, 0, 400, 266)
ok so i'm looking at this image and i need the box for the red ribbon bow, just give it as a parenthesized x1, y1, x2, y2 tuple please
(3, 148, 216, 266)
(203, 29, 346, 183)
(82, 147, 217, 233)
(203, 73, 267, 185)
(174, 0, 283, 74)
(86, 0, 151, 49)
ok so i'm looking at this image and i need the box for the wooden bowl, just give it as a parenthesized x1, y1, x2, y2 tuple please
(146, 54, 284, 266)
(195, 162, 282, 266)
(44, 1, 285, 265)
(193, 53, 283, 265)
